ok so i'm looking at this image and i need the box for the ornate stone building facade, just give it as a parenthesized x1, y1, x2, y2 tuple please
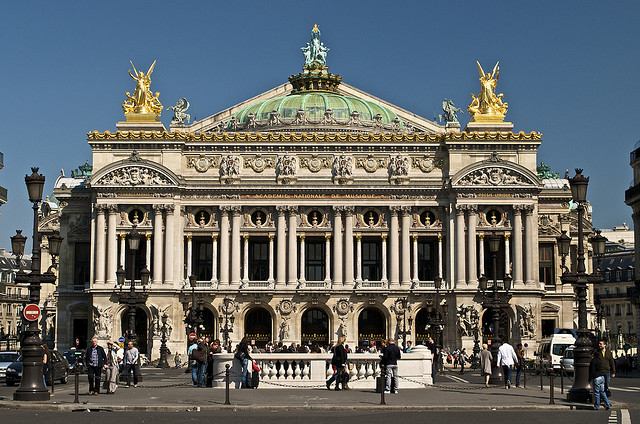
(53, 28, 581, 359)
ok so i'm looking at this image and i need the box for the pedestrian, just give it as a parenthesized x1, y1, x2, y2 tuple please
(592, 340, 616, 398)
(459, 348, 467, 374)
(123, 340, 140, 387)
(479, 344, 493, 387)
(187, 335, 199, 386)
(103, 341, 119, 394)
(84, 336, 107, 395)
(590, 352, 612, 410)
(42, 344, 50, 387)
(515, 343, 525, 388)
(234, 337, 252, 388)
(404, 341, 413, 353)
(496, 340, 519, 389)
(383, 338, 401, 394)
(329, 336, 348, 391)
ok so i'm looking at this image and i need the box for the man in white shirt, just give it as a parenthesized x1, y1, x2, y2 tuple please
(496, 340, 519, 389)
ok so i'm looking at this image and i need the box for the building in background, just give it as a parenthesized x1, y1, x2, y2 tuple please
(49, 27, 595, 360)
(0, 151, 7, 207)
(0, 249, 31, 350)
(624, 140, 640, 356)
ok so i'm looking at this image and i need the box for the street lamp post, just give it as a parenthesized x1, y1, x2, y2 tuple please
(12, 168, 63, 401)
(157, 313, 170, 369)
(557, 168, 607, 403)
(218, 297, 235, 353)
(115, 225, 150, 345)
(432, 276, 445, 374)
(478, 232, 512, 385)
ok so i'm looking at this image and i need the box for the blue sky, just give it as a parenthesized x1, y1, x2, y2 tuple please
(0, 0, 638, 248)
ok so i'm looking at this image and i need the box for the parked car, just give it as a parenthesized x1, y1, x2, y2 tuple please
(0, 351, 19, 380)
(63, 350, 86, 373)
(5, 350, 70, 386)
(560, 345, 574, 375)
(535, 333, 576, 372)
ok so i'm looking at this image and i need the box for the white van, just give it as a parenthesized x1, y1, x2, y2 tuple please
(536, 334, 576, 371)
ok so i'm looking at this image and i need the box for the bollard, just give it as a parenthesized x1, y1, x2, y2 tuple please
(540, 366, 544, 391)
(560, 363, 564, 394)
(380, 365, 386, 405)
(74, 364, 80, 404)
(224, 364, 231, 405)
(49, 362, 54, 395)
(549, 372, 555, 405)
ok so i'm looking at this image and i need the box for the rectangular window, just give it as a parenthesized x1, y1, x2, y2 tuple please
(539, 243, 555, 288)
(305, 238, 325, 281)
(417, 238, 437, 281)
(362, 238, 381, 281)
(249, 238, 269, 281)
(615, 304, 622, 316)
(192, 237, 212, 281)
(74, 242, 90, 289)
(541, 319, 555, 338)
(124, 241, 146, 281)
(483, 239, 507, 281)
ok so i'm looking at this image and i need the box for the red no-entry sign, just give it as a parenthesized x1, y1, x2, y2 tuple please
(23, 304, 41, 322)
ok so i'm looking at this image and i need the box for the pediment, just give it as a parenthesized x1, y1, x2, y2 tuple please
(452, 155, 540, 188)
(540, 302, 561, 313)
(183, 82, 444, 134)
(91, 154, 180, 188)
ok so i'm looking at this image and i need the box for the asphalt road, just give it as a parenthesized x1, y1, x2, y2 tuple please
(0, 410, 624, 424)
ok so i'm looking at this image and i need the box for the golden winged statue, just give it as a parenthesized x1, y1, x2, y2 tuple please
(122, 60, 163, 120)
(468, 61, 508, 122)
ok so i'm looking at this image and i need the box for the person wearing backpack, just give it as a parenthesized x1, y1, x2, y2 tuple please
(187, 336, 200, 386)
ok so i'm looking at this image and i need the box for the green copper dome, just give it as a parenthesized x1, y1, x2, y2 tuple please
(232, 91, 399, 126)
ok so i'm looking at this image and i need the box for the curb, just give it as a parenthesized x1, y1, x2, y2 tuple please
(0, 401, 584, 412)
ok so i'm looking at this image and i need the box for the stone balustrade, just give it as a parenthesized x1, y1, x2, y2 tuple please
(211, 345, 433, 389)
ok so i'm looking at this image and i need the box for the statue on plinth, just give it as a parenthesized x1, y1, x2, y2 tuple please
(468, 61, 508, 122)
(123, 60, 163, 120)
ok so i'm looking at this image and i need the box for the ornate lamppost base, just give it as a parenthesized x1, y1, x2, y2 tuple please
(566, 387, 591, 404)
(13, 332, 50, 401)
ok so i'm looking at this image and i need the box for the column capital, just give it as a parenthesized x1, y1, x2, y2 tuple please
(152, 204, 164, 213)
(269, 233, 276, 240)
(411, 233, 419, 240)
(478, 233, 484, 240)
(243, 233, 250, 240)
(298, 233, 305, 240)
(512, 204, 525, 212)
(106, 204, 119, 213)
(400, 205, 412, 215)
(455, 204, 466, 214)
(523, 204, 535, 214)
(504, 233, 510, 240)
(466, 204, 478, 213)
(276, 205, 288, 214)
(381, 233, 388, 240)
(390, 205, 401, 216)
(438, 232, 443, 241)
(325, 233, 332, 240)
(212, 233, 218, 240)
(355, 233, 362, 240)
(186, 233, 192, 240)
(164, 204, 175, 213)
(146, 233, 152, 240)
(342, 206, 355, 215)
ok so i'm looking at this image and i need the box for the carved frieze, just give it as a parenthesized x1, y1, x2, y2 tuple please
(412, 156, 443, 173)
(300, 155, 330, 173)
(458, 167, 531, 186)
(389, 155, 410, 185)
(356, 155, 387, 173)
(219, 155, 241, 184)
(276, 155, 298, 184)
(187, 155, 219, 173)
(333, 155, 353, 185)
(244, 155, 275, 173)
(95, 166, 172, 186)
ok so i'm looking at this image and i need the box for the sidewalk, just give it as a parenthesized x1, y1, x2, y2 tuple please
(0, 368, 605, 412)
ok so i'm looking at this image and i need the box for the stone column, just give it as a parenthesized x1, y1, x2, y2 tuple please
(95, 205, 106, 284)
(504, 234, 511, 276)
(242, 233, 249, 283)
(512, 206, 524, 286)
(152, 205, 164, 284)
(343, 207, 354, 286)
(401, 206, 412, 286)
(287, 207, 298, 285)
(186, 234, 193, 277)
(455, 205, 466, 287)
(467, 206, 478, 287)
(355, 233, 362, 283)
(276, 206, 287, 287)
(119, 233, 126, 268)
(145, 233, 152, 271)
(299, 234, 306, 283)
(437, 233, 443, 279)
(524, 205, 535, 285)
(478, 234, 485, 276)
(211, 234, 218, 284)
(106, 205, 118, 285)
(389, 207, 400, 287)
(231, 207, 242, 285)
(268, 233, 275, 284)
(219, 207, 230, 285)
(411, 234, 419, 283)
(381, 234, 388, 284)
(332, 207, 343, 285)
(164, 205, 175, 285)
(324, 233, 331, 284)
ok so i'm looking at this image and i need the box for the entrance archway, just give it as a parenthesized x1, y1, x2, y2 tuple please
(120, 307, 149, 355)
(481, 307, 510, 343)
(358, 307, 386, 349)
(199, 308, 216, 340)
(414, 307, 435, 345)
(244, 307, 272, 348)
(301, 308, 329, 346)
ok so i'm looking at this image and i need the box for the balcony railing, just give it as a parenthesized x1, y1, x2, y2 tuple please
(211, 349, 433, 389)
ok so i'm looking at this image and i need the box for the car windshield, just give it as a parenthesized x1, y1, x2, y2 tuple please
(553, 344, 571, 356)
(0, 353, 18, 362)
(564, 349, 574, 359)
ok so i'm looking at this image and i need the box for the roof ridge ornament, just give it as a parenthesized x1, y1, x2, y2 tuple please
(301, 24, 329, 70)
(122, 60, 163, 122)
(468, 61, 508, 123)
